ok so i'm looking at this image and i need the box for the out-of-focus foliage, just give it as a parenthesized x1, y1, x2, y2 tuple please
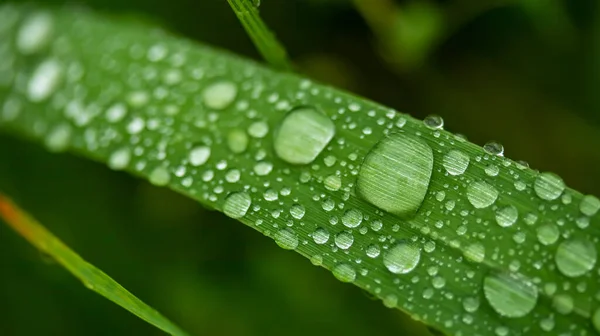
(1, 0, 598, 335)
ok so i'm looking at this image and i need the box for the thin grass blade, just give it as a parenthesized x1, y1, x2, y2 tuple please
(0, 193, 191, 336)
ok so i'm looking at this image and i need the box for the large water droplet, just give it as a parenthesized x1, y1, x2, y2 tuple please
(580, 195, 600, 217)
(443, 150, 470, 176)
(273, 106, 335, 165)
(332, 263, 356, 283)
(17, 12, 53, 54)
(495, 205, 518, 227)
(467, 181, 498, 209)
(423, 115, 444, 130)
(28, 59, 62, 102)
(202, 81, 237, 110)
(341, 209, 363, 228)
(536, 224, 559, 245)
(483, 273, 538, 318)
(189, 146, 211, 166)
(534, 172, 564, 201)
(274, 228, 298, 250)
(555, 238, 597, 277)
(383, 241, 421, 274)
(357, 133, 433, 218)
(223, 192, 251, 219)
(334, 231, 354, 250)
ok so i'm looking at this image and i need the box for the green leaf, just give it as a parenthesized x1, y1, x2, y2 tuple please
(0, 193, 191, 336)
(226, 0, 292, 71)
(1, 4, 599, 335)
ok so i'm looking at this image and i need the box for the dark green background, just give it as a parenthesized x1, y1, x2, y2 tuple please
(1, 0, 599, 335)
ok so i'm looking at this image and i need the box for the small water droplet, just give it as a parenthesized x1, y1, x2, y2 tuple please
(105, 103, 127, 123)
(552, 294, 574, 315)
(28, 59, 62, 102)
(467, 181, 498, 209)
(225, 169, 241, 183)
(290, 204, 305, 219)
(17, 12, 53, 54)
(382, 294, 398, 308)
(536, 224, 559, 245)
(555, 238, 596, 277)
(342, 209, 363, 228)
(223, 192, 251, 218)
(462, 297, 480, 313)
(423, 115, 444, 130)
(248, 121, 269, 138)
(495, 205, 518, 227)
(366, 244, 380, 258)
(189, 146, 211, 166)
(370, 220, 383, 231)
(580, 195, 600, 217)
(464, 242, 485, 263)
(485, 164, 499, 177)
(149, 166, 171, 186)
(592, 308, 600, 333)
(483, 273, 538, 318)
(534, 172, 565, 201)
(202, 81, 237, 110)
(274, 228, 298, 250)
(334, 231, 354, 249)
(45, 123, 71, 152)
(227, 129, 248, 153)
(324, 175, 341, 191)
(383, 241, 420, 274)
(312, 227, 330, 244)
(357, 133, 433, 218)
(483, 141, 504, 156)
(332, 263, 356, 283)
(108, 147, 131, 170)
(443, 150, 470, 176)
(273, 106, 335, 165)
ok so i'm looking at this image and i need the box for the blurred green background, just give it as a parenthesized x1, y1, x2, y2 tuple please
(1, 0, 600, 335)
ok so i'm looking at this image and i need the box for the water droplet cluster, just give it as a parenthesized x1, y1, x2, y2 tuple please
(0, 6, 598, 335)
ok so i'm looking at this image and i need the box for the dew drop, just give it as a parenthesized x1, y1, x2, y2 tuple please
(274, 228, 298, 250)
(149, 166, 171, 186)
(334, 231, 354, 250)
(44, 123, 71, 152)
(366, 244, 380, 258)
(312, 227, 330, 244)
(495, 205, 518, 227)
(536, 224, 559, 245)
(189, 146, 211, 167)
(370, 220, 383, 232)
(383, 294, 398, 308)
(223, 192, 251, 219)
(332, 263, 356, 283)
(273, 106, 335, 165)
(17, 12, 53, 54)
(552, 294, 574, 315)
(483, 273, 538, 318)
(253, 161, 273, 176)
(483, 141, 504, 156)
(383, 241, 420, 274)
(534, 172, 565, 201)
(108, 147, 131, 170)
(357, 133, 433, 218)
(485, 164, 499, 177)
(202, 81, 237, 110)
(580, 195, 600, 217)
(324, 175, 341, 191)
(105, 103, 127, 123)
(342, 209, 363, 228)
(248, 121, 269, 138)
(555, 238, 597, 277)
(592, 308, 600, 333)
(463, 242, 485, 263)
(462, 297, 480, 313)
(227, 129, 248, 153)
(28, 59, 62, 102)
(225, 169, 240, 183)
(423, 115, 444, 130)
(443, 150, 470, 176)
(467, 181, 498, 209)
(290, 204, 305, 219)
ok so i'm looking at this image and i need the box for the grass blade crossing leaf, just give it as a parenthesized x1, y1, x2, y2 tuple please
(0, 193, 191, 336)
(226, 0, 291, 71)
(0, 4, 599, 335)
